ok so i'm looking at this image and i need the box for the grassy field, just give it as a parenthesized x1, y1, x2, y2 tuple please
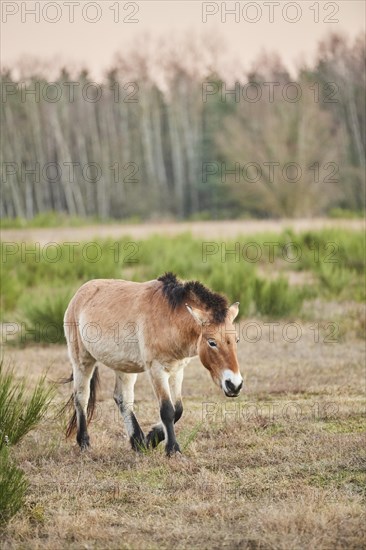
(1, 325, 365, 549)
(2, 222, 365, 329)
(0, 220, 365, 549)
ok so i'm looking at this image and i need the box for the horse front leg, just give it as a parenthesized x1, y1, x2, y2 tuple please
(170, 367, 184, 424)
(148, 362, 181, 456)
(146, 365, 185, 450)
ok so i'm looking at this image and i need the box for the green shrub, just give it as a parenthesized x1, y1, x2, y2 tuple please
(1, 229, 364, 326)
(254, 277, 302, 318)
(316, 263, 362, 299)
(0, 275, 22, 316)
(0, 447, 28, 525)
(298, 229, 365, 274)
(0, 362, 54, 447)
(1, 237, 137, 314)
(291, 229, 364, 301)
(0, 362, 54, 525)
(20, 291, 72, 345)
(131, 234, 259, 312)
(328, 208, 364, 219)
(207, 262, 256, 317)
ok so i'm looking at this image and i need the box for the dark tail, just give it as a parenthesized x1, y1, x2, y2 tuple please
(63, 367, 100, 439)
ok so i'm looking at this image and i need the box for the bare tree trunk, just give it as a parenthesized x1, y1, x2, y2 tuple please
(166, 99, 185, 217)
(140, 92, 158, 205)
(151, 88, 169, 198)
(48, 107, 77, 216)
(346, 85, 365, 169)
(178, 80, 199, 214)
(3, 106, 26, 217)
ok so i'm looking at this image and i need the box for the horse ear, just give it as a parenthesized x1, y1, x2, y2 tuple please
(185, 304, 211, 325)
(228, 302, 239, 321)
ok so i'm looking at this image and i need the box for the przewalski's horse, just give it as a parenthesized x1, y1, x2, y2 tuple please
(63, 272, 243, 456)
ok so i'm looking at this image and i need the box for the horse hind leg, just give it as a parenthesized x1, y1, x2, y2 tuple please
(66, 352, 98, 451)
(114, 372, 146, 452)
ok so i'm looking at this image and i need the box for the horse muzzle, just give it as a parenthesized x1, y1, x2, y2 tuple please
(221, 370, 243, 397)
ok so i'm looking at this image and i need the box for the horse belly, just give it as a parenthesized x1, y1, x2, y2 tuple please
(83, 336, 145, 373)
(112, 361, 145, 373)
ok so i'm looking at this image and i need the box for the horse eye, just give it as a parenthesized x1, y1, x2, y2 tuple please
(208, 339, 217, 348)
(236, 337, 239, 343)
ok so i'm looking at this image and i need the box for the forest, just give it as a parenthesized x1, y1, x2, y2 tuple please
(1, 32, 365, 220)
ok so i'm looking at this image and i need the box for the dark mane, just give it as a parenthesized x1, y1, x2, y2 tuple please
(158, 272, 228, 323)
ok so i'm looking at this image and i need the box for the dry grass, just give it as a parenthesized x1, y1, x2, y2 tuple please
(1, 322, 365, 550)
(2, 218, 365, 246)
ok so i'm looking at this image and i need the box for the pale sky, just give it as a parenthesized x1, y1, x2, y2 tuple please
(1, 1, 365, 79)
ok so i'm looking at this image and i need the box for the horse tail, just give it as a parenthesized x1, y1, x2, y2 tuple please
(62, 367, 100, 438)
(86, 367, 100, 425)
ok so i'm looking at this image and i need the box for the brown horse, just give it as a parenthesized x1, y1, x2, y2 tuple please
(63, 272, 243, 456)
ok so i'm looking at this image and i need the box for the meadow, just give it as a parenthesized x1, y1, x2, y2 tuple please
(0, 221, 365, 549)
(1, 224, 365, 336)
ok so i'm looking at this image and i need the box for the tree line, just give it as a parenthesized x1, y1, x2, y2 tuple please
(1, 33, 364, 220)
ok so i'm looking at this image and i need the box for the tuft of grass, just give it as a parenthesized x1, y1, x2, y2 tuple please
(0, 212, 146, 229)
(0, 447, 28, 525)
(0, 361, 54, 525)
(20, 291, 72, 345)
(0, 275, 22, 316)
(317, 263, 356, 295)
(0, 362, 54, 447)
(180, 422, 202, 452)
(307, 468, 366, 497)
(317, 417, 366, 434)
(254, 277, 303, 318)
(328, 208, 364, 219)
(1, 212, 98, 229)
(116, 466, 169, 489)
(26, 503, 46, 525)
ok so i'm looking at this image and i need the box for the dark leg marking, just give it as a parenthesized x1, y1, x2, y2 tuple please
(75, 399, 90, 451)
(146, 425, 165, 449)
(114, 396, 146, 453)
(146, 399, 183, 449)
(129, 413, 147, 452)
(160, 400, 181, 456)
(174, 399, 183, 423)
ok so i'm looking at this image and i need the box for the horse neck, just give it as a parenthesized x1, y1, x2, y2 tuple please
(170, 309, 202, 358)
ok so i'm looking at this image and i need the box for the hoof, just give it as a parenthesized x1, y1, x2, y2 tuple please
(79, 441, 90, 452)
(165, 442, 181, 457)
(130, 436, 147, 453)
(146, 427, 164, 449)
(174, 451, 186, 459)
(78, 434, 90, 451)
